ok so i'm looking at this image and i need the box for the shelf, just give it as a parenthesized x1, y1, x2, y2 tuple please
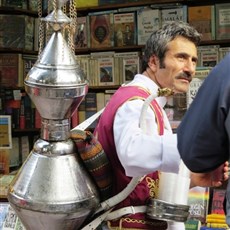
(2, 41, 230, 56)
(75, 40, 230, 55)
(12, 128, 40, 133)
(200, 39, 230, 46)
(0, 48, 37, 55)
(185, 0, 230, 6)
(75, 45, 145, 54)
(76, 0, 230, 14)
(76, 0, 185, 13)
(0, 6, 37, 16)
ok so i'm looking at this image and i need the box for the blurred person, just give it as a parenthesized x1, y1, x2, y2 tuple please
(177, 53, 230, 226)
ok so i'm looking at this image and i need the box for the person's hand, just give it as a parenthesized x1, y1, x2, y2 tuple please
(190, 161, 229, 188)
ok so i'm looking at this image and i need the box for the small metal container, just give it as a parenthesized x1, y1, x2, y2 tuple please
(146, 198, 190, 222)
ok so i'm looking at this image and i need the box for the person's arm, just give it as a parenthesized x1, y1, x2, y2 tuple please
(113, 99, 181, 177)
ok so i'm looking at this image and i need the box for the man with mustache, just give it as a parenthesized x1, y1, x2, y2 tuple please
(94, 21, 228, 230)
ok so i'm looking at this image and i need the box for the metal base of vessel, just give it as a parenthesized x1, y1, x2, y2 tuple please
(7, 138, 100, 230)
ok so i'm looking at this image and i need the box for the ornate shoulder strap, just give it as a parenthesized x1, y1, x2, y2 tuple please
(128, 95, 164, 135)
(122, 85, 164, 135)
(151, 100, 164, 135)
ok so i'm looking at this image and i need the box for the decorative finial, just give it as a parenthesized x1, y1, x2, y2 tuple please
(158, 88, 174, 97)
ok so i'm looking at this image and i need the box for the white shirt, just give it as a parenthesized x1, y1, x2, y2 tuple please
(113, 74, 181, 177)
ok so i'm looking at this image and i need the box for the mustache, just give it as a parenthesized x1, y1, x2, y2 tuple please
(176, 72, 192, 82)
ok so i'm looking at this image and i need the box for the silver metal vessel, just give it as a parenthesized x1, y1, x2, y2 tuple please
(7, 6, 100, 230)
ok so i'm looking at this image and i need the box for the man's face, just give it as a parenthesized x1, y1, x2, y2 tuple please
(154, 36, 198, 93)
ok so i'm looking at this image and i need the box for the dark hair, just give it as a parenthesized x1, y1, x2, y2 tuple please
(142, 21, 202, 71)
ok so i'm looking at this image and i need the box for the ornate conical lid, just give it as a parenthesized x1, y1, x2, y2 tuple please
(25, 30, 86, 87)
(24, 31, 88, 120)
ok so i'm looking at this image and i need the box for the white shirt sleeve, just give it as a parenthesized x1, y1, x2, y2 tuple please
(113, 99, 181, 177)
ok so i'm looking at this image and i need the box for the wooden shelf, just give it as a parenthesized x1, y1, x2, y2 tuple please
(200, 39, 230, 46)
(12, 128, 40, 133)
(75, 45, 144, 54)
(76, 0, 230, 14)
(75, 40, 230, 55)
(77, 0, 184, 13)
(0, 48, 37, 55)
(0, 6, 37, 16)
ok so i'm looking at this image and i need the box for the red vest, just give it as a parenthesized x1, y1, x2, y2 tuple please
(94, 85, 167, 229)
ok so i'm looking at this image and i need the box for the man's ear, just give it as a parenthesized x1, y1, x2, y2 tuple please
(148, 55, 159, 72)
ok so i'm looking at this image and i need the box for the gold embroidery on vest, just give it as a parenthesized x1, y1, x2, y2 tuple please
(117, 217, 166, 226)
(145, 176, 159, 198)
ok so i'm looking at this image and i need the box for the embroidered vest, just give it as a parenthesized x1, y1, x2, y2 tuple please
(94, 85, 167, 229)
